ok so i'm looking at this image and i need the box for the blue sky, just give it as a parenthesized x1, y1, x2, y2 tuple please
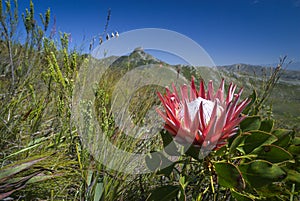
(17, 0, 300, 66)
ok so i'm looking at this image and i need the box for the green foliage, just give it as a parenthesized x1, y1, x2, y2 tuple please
(214, 162, 245, 189)
(255, 145, 293, 163)
(160, 130, 181, 156)
(218, 90, 299, 200)
(240, 116, 261, 131)
(259, 119, 274, 132)
(0, 0, 83, 199)
(0, 155, 62, 200)
(239, 160, 286, 188)
(148, 64, 299, 201)
(147, 185, 180, 201)
(241, 130, 278, 154)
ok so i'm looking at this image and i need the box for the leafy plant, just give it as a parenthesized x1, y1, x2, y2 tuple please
(0, 155, 62, 200)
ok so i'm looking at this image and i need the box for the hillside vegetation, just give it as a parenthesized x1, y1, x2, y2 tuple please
(218, 63, 300, 130)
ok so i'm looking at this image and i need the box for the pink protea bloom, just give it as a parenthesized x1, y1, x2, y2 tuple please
(156, 77, 250, 151)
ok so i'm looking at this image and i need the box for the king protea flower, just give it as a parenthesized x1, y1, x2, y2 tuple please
(156, 77, 250, 151)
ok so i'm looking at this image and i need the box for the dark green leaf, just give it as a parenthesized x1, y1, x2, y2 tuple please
(214, 145, 227, 156)
(214, 162, 245, 189)
(184, 145, 203, 161)
(272, 129, 293, 138)
(0, 156, 48, 183)
(160, 130, 173, 146)
(145, 152, 174, 173)
(285, 169, 300, 183)
(256, 145, 293, 163)
(288, 145, 300, 156)
(288, 145, 300, 163)
(292, 136, 300, 145)
(240, 116, 261, 132)
(259, 119, 274, 132)
(242, 131, 277, 154)
(145, 152, 163, 172)
(147, 185, 179, 201)
(239, 160, 286, 188)
(157, 163, 175, 177)
(272, 129, 293, 148)
(229, 134, 248, 154)
(160, 131, 181, 156)
(228, 129, 242, 147)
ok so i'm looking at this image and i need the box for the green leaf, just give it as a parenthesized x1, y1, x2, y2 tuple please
(93, 182, 104, 201)
(157, 163, 175, 177)
(256, 145, 293, 163)
(242, 131, 278, 154)
(178, 176, 187, 201)
(259, 119, 274, 132)
(184, 145, 202, 161)
(26, 172, 63, 184)
(288, 145, 300, 156)
(214, 162, 245, 189)
(230, 189, 255, 201)
(285, 169, 300, 183)
(160, 130, 173, 146)
(239, 160, 286, 188)
(240, 116, 261, 132)
(145, 152, 174, 174)
(145, 152, 163, 172)
(272, 129, 293, 148)
(228, 129, 242, 146)
(160, 131, 181, 156)
(288, 145, 300, 163)
(292, 136, 300, 145)
(147, 185, 179, 201)
(4, 143, 44, 159)
(0, 156, 48, 182)
(272, 129, 293, 138)
(0, 170, 43, 200)
(229, 134, 248, 154)
(214, 145, 227, 156)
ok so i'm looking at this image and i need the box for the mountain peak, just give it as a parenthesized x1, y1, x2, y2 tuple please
(133, 47, 144, 52)
(129, 47, 160, 62)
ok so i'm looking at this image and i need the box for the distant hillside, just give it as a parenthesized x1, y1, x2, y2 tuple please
(103, 49, 300, 88)
(263, 61, 300, 71)
(218, 63, 300, 85)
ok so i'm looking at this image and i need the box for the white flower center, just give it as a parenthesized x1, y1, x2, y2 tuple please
(181, 97, 222, 124)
